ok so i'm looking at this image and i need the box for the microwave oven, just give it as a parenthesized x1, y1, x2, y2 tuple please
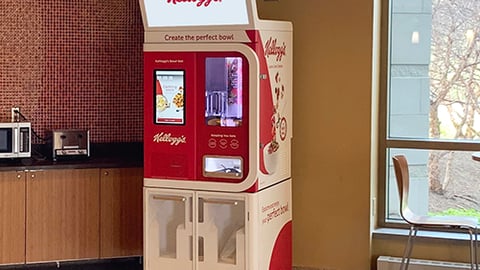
(0, 122, 31, 158)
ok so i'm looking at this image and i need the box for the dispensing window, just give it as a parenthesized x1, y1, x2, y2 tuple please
(154, 70, 185, 125)
(203, 156, 243, 179)
(205, 57, 243, 127)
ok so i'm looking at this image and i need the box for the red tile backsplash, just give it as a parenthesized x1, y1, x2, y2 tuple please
(0, 0, 144, 143)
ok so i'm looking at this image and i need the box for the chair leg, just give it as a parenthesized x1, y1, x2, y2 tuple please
(475, 229, 478, 270)
(401, 226, 417, 270)
(467, 228, 479, 270)
(468, 229, 475, 270)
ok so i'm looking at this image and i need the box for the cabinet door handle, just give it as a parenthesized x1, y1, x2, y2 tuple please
(103, 171, 109, 176)
(152, 195, 186, 202)
(17, 174, 22, 179)
(202, 198, 239, 206)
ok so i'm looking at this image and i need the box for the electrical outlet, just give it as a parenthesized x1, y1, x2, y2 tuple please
(11, 107, 19, 122)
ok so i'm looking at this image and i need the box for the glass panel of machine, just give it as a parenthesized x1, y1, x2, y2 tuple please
(154, 70, 185, 125)
(205, 57, 243, 127)
(143, 0, 249, 27)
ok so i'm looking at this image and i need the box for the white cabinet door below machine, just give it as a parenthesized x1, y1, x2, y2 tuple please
(145, 188, 194, 270)
(145, 188, 247, 270)
(197, 193, 246, 270)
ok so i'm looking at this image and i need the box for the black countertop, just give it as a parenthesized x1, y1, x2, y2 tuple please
(0, 142, 143, 171)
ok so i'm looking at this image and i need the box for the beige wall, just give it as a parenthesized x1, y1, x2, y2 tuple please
(372, 235, 472, 265)
(256, 0, 374, 269)
(256, 1, 477, 269)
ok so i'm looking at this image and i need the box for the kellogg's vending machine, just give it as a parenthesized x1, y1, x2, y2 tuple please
(139, 0, 292, 269)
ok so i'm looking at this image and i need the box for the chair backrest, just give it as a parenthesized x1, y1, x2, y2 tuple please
(392, 155, 410, 219)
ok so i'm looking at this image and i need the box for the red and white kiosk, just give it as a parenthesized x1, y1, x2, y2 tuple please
(139, 1, 292, 269)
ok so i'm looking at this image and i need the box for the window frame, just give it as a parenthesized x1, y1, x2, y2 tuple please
(376, 0, 480, 229)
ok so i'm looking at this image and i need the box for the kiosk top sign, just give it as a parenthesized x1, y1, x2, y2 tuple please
(142, 0, 251, 28)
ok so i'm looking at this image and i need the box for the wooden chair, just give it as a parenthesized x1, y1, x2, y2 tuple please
(392, 155, 478, 270)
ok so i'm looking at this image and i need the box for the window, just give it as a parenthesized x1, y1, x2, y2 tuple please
(205, 57, 243, 127)
(379, 0, 480, 227)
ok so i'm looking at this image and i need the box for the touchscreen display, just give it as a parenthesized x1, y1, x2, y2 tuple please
(154, 70, 185, 125)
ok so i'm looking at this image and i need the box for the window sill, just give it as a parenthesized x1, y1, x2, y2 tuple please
(373, 227, 476, 243)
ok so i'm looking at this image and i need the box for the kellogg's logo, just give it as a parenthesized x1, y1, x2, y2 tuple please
(166, 0, 222, 7)
(264, 37, 287, 62)
(153, 132, 187, 146)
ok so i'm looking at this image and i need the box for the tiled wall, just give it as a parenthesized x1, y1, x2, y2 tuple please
(0, 0, 144, 143)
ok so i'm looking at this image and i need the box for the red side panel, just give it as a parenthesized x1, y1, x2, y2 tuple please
(269, 221, 292, 270)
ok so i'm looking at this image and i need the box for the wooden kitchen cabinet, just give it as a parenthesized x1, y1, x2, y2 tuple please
(26, 169, 100, 262)
(0, 171, 26, 264)
(100, 167, 143, 258)
(0, 166, 143, 265)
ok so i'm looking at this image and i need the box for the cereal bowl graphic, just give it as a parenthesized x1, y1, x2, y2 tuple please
(172, 90, 184, 108)
(156, 94, 169, 112)
(263, 141, 279, 175)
